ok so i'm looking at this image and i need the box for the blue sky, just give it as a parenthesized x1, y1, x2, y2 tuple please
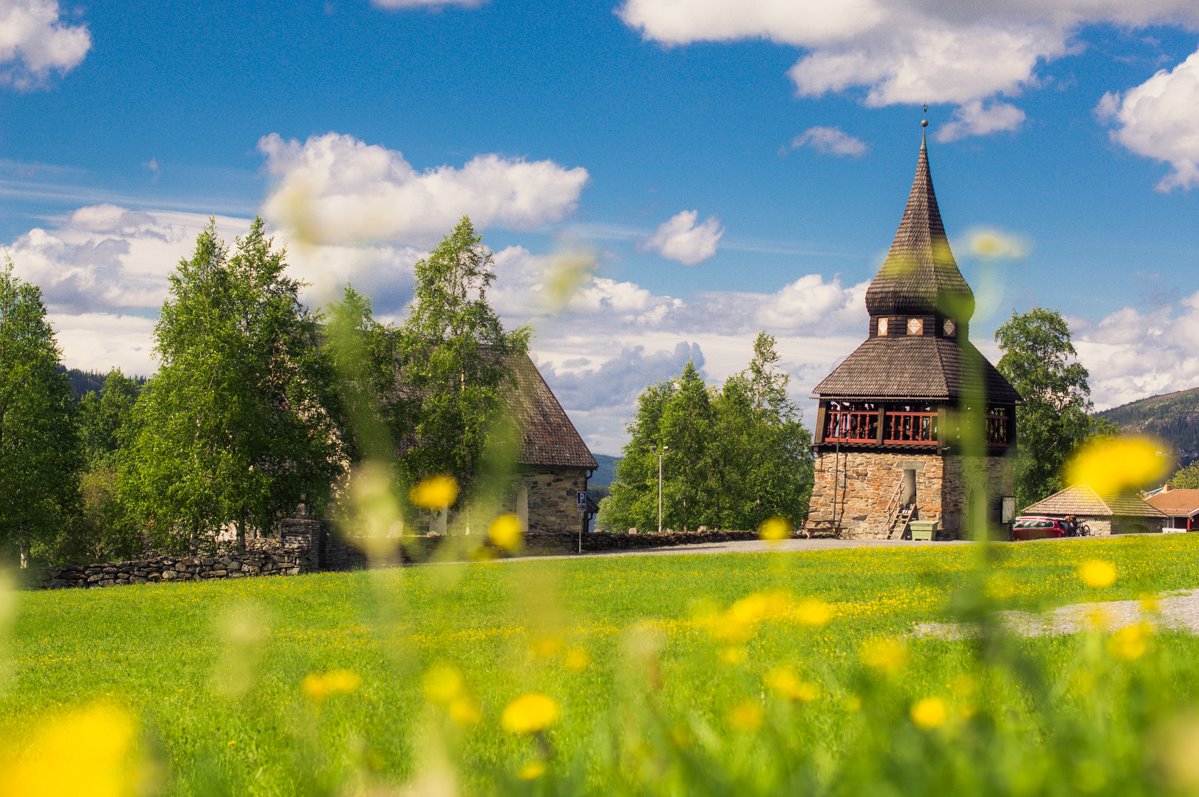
(3, 0, 1199, 454)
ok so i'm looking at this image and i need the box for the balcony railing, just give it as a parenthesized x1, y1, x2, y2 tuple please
(823, 410, 938, 446)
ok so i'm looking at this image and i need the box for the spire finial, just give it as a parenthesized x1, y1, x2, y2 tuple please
(921, 103, 928, 129)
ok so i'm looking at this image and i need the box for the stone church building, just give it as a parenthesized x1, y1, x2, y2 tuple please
(804, 128, 1020, 539)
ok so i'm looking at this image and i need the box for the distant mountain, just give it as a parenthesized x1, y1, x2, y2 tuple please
(61, 368, 108, 400)
(1096, 386, 1199, 467)
(590, 454, 620, 488)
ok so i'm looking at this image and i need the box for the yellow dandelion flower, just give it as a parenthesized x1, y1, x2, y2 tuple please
(763, 667, 820, 703)
(323, 668, 361, 695)
(488, 513, 524, 552)
(409, 474, 459, 510)
(726, 700, 764, 732)
(517, 760, 547, 781)
(421, 664, 464, 706)
(718, 645, 748, 665)
(448, 696, 482, 726)
(910, 696, 949, 730)
(795, 598, 832, 628)
(563, 647, 591, 672)
(501, 694, 560, 735)
(758, 516, 792, 543)
(1079, 559, 1117, 589)
(530, 634, 563, 660)
(1108, 622, 1153, 662)
(301, 673, 329, 703)
(859, 637, 909, 675)
(1066, 435, 1170, 496)
(0, 703, 140, 797)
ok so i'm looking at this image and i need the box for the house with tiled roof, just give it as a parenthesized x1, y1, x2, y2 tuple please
(805, 122, 1020, 539)
(1145, 486, 1199, 532)
(505, 354, 598, 535)
(1022, 484, 1166, 535)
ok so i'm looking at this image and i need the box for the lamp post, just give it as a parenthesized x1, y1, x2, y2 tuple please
(657, 444, 669, 533)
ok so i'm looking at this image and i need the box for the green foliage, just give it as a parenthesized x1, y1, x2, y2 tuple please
(77, 369, 140, 465)
(1169, 461, 1199, 490)
(0, 259, 82, 563)
(119, 219, 343, 552)
(322, 285, 400, 463)
(394, 217, 528, 493)
(996, 307, 1106, 508)
(601, 333, 813, 532)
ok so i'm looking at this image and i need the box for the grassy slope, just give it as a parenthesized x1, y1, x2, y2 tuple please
(6, 535, 1199, 793)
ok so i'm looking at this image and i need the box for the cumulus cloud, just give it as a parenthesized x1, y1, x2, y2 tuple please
(619, 0, 1199, 139)
(0, 0, 91, 89)
(789, 126, 869, 157)
(1076, 293, 1199, 413)
(258, 132, 588, 246)
(643, 210, 723, 265)
(935, 100, 1026, 142)
(1098, 48, 1199, 191)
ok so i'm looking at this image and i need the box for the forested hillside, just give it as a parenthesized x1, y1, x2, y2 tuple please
(1097, 386, 1199, 466)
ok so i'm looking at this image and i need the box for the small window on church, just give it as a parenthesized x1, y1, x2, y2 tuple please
(877, 318, 889, 336)
(906, 318, 923, 335)
(944, 319, 956, 337)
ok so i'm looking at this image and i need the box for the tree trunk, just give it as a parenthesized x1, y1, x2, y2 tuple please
(237, 516, 247, 554)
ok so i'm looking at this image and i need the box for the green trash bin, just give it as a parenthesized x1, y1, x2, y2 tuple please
(909, 521, 937, 541)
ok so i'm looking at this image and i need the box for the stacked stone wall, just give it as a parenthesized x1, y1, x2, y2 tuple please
(805, 451, 943, 539)
(521, 467, 588, 535)
(44, 551, 306, 589)
(940, 454, 1016, 537)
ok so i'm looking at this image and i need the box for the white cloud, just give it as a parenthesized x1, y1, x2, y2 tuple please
(790, 126, 869, 157)
(644, 210, 723, 265)
(48, 312, 158, 377)
(258, 132, 589, 246)
(1076, 293, 1199, 414)
(0, 0, 90, 89)
(618, 0, 1199, 140)
(935, 100, 1026, 142)
(1098, 48, 1199, 191)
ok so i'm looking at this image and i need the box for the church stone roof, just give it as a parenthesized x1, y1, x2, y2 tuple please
(1022, 484, 1166, 519)
(813, 336, 1022, 403)
(864, 134, 975, 322)
(507, 354, 597, 470)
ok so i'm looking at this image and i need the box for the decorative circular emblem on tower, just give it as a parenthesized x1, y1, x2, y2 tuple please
(877, 318, 889, 336)
(907, 318, 923, 335)
(944, 319, 956, 337)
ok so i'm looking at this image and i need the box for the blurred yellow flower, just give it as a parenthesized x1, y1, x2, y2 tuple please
(1066, 436, 1170, 496)
(910, 696, 949, 730)
(860, 637, 909, 675)
(758, 516, 792, 542)
(0, 703, 140, 797)
(488, 513, 524, 552)
(718, 645, 748, 665)
(517, 760, 547, 780)
(1079, 559, 1117, 589)
(1109, 622, 1153, 662)
(795, 598, 832, 627)
(448, 696, 482, 726)
(563, 646, 591, 672)
(501, 694, 560, 734)
(422, 664, 464, 706)
(764, 667, 820, 703)
(302, 668, 360, 703)
(726, 700, 764, 732)
(409, 474, 459, 510)
(530, 633, 563, 659)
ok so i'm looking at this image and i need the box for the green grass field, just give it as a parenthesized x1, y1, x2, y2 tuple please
(6, 535, 1199, 795)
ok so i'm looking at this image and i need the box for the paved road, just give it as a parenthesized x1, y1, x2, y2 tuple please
(524, 536, 969, 562)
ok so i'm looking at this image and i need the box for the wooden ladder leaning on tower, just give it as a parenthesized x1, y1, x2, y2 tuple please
(884, 478, 915, 539)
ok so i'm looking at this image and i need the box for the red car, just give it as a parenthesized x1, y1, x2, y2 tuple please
(1011, 516, 1076, 541)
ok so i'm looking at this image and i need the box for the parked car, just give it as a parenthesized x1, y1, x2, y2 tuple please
(1011, 516, 1074, 541)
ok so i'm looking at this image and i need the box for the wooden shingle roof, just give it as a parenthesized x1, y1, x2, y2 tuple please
(864, 134, 975, 322)
(1022, 484, 1166, 519)
(507, 354, 597, 470)
(813, 336, 1021, 403)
